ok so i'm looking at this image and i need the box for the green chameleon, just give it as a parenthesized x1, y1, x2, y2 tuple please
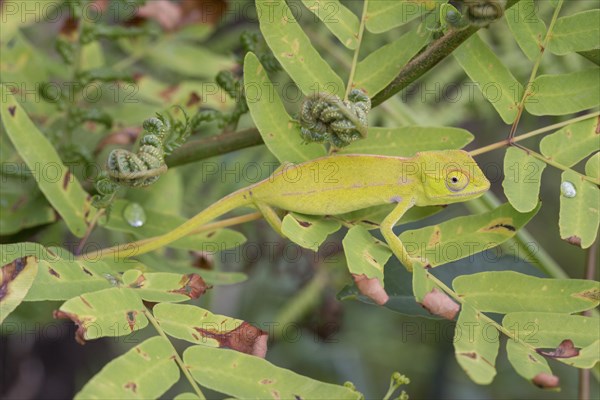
(101, 149, 490, 272)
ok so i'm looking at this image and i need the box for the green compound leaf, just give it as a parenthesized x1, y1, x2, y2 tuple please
(365, 0, 446, 33)
(540, 117, 600, 167)
(503, 312, 599, 348)
(257, 0, 345, 97)
(453, 271, 600, 313)
(400, 202, 540, 267)
(559, 170, 600, 248)
(0, 85, 94, 237)
(301, 0, 359, 49)
(585, 152, 599, 179)
(453, 34, 522, 124)
(121, 270, 210, 303)
(0, 243, 114, 301)
(101, 200, 245, 252)
(0, 256, 38, 323)
(525, 69, 600, 116)
(502, 147, 546, 212)
(183, 346, 363, 399)
(353, 28, 431, 96)
(454, 303, 499, 385)
(244, 52, 326, 164)
(549, 10, 600, 55)
(506, 340, 556, 389)
(338, 126, 474, 156)
(74, 336, 179, 400)
(154, 303, 268, 357)
(505, 0, 546, 61)
(343, 225, 392, 286)
(281, 213, 341, 251)
(55, 287, 148, 343)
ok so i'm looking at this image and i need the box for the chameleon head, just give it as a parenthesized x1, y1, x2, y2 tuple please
(416, 150, 490, 205)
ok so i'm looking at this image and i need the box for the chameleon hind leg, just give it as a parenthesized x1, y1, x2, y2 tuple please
(380, 197, 419, 272)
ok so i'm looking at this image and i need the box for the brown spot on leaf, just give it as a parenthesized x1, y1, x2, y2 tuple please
(81, 267, 93, 276)
(294, 396, 302, 400)
(528, 354, 539, 363)
(194, 321, 268, 357)
(79, 296, 92, 309)
(63, 170, 71, 190)
(595, 116, 600, 134)
(352, 274, 389, 305)
(0, 256, 31, 300)
(128, 273, 146, 289)
(537, 339, 580, 359)
(260, 379, 274, 385)
(574, 287, 600, 302)
(298, 220, 312, 228)
(53, 310, 89, 345)
(124, 382, 137, 393)
(485, 223, 516, 232)
(48, 267, 61, 279)
(186, 91, 201, 107)
(271, 390, 281, 400)
(532, 372, 559, 389)
(460, 352, 477, 359)
(565, 236, 582, 247)
(206, 231, 216, 238)
(169, 274, 211, 299)
(126, 311, 138, 331)
(8, 106, 16, 116)
(420, 288, 459, 320)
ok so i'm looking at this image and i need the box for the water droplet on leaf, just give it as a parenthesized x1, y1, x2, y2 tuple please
(560, 181, 577, 198)
(123, 202, 146, 227)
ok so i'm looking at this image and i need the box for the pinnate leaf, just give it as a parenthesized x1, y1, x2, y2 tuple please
(525, 69, 600, 116)
(257, 0, 345, 97)
(400, 202, 540, 267)
(75, 336, 179, 399)
(502, 147, 546, 212)
(558, 170, 600, 248)
(183, 346, 362, 399)
(454, 304, 499, 384)
(453, 271, 600, 313)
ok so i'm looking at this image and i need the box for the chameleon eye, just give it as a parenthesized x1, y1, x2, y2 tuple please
(446, 170, 469, 192)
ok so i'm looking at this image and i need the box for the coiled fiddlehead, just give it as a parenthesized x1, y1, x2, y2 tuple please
(106, 117, 167, 187)
(299, 89, 371, 148)
(93, 111, 193, 209)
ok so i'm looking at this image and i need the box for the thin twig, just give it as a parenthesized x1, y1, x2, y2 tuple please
(143, 307, 206, 400)
(507, 0, 564, 141)
(344, 0, 369, 100)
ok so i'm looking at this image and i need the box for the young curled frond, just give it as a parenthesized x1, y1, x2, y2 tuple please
(299, 89, 371, 148)
(93, 110, 194, 209)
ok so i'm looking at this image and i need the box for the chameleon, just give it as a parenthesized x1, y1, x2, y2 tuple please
(99, 149, 490, 272)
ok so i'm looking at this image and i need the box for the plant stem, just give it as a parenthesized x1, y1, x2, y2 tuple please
(507, 0, 564, 141)
(371, 0, 523, 107)
(469, 112, 600, 156)
(579, 239, 598, 400)
(143, 307, 206, 400)
(166, 128, 263, 167)
(76, 209, 105, 255)
(344, 0, 369, 100)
